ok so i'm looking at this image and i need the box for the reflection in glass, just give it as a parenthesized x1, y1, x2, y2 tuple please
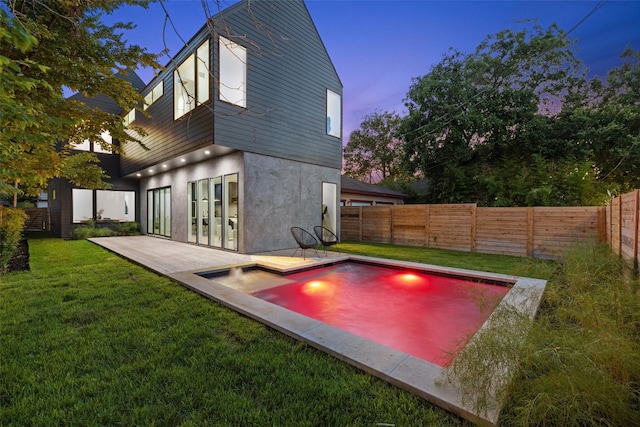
(223, 173, 238, 250)
(212, 176, 222, 248)
(198, 179, 209, 245)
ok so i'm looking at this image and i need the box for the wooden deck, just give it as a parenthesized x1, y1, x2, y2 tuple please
(88, 235, 341, 275)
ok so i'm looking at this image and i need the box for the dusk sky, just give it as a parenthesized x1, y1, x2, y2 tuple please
(105, 0, 640, 141)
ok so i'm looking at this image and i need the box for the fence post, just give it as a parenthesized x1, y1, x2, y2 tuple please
(527, 207, 534, 257)
(425, 204, 430, 248)
(634, 190, 639, 262)
(358, 206, 362, 241)
(618, 195, 623, 256)
(390, 205, 395, 245)
(470, 204, 477, 253)
(597, 206, 607, 243)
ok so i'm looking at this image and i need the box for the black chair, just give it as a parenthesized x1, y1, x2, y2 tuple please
(314, 226, 339, 256)
(290, 227, 319, 259)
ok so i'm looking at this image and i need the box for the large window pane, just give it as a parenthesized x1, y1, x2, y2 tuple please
(223, 173, 238, 250)
(188, 182, 197, 243)
(326, 89, 341, 138)
(174, 54, 195, 119)
(322, 182, 337, 234)
(198, 179, 209, 245)
(94, 131, 112, 154)
(211, 176, 222, 248)
(96, 190, 134, 222)
(197, 40, 210, 105)
(219, 36, 246, 108)
(163, 188, 171, 238)
(72, 189, 93, 223)
(147, 190, 153, 233)
(144, 80, 164, 110)
(71, 139, 90, 151)
(147, 187, 171, 237)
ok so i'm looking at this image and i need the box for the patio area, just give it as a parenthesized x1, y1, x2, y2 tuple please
(89, 235, 547, 427)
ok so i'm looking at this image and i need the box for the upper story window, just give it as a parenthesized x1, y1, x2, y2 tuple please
(123, 108, 135, 126)
(174, 39, 210, 120)
(143, 80, 164, 110)
(71, 130, 113, 154)
(219, 36, 247, 108)
(326, 89, 341, 138)
(93, 131, 113, 153)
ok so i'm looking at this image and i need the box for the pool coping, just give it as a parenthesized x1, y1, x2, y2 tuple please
(169, 255, 547, 427)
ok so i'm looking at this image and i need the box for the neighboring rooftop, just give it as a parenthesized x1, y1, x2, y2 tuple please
(341, 175, 408, 199)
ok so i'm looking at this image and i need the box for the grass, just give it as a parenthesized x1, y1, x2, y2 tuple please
(337, 241, 556, 279)
(439, 242, 640, 426)
(1, 235, 476, 426)
(13, 235, 622, 426)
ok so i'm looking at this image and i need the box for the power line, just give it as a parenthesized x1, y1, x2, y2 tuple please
(388, 1, 610, 174)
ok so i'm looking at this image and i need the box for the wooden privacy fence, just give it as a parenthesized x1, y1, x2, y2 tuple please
(341, 204, 607, 260)
(0, 206, 48, 232)
(608, 189, 640, 266)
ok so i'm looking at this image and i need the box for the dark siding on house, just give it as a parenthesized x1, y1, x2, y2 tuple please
(213, 1, 342, 169)
(121, 0, 342, 176)
(120, 66, 214, 175)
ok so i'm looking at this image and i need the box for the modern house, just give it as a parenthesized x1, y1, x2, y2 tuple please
(340, 175, 408, 206)
(49, 0, 343, 254)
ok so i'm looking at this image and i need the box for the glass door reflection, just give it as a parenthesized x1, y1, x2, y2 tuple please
(211, 176, 222, 248)
(223, 173, 238, 250)
(198, 179, 209, 245)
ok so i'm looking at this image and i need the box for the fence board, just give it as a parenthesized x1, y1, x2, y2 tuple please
(340, 206, 362, 241)
(341, 202, 606, 260)
(426, 204, 474, 251)
(392, 205, 427, 246)
(476, 207, 529, 257)
(361, 206, 392, 243)
(611, 197, 621, 255)
(619, 190, 639, 261)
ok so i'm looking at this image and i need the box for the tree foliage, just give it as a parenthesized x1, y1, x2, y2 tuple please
(0, 0, 161, 203)
(343, 111, 406, 183)
(398, 21, 637, 206)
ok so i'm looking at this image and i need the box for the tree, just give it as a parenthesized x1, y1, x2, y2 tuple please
(581, 48, 640, 195)
(343, 111, 406, 183)
(0, 1, 161, 205)
(399, 22, 595, 205)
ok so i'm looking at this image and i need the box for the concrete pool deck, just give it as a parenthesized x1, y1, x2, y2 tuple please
(89, 236, 547, 426)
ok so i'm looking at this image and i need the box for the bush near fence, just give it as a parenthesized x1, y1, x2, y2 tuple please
(341, 203, 609, 260)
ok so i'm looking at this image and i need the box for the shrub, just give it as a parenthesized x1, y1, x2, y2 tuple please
(116, 221, 140, 235)
(504, 243, 640, 426)
(0, 207, 27, 273)
(442, 242, 640, 426)
(71, 221, 140, 240)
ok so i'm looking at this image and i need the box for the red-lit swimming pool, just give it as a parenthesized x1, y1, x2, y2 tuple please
(249, 261, 510, 367)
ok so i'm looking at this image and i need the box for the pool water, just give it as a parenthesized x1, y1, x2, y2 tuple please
(251, 262, 510, 367)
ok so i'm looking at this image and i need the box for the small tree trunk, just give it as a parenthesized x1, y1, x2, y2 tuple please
(13, 179, 19, 208)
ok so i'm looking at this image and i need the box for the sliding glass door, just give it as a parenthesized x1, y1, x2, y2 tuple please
(212, 176, 222, 248)
(147, 187, 171, 237)
(223, 174, 238, 250)
(187, 174, 238, 250)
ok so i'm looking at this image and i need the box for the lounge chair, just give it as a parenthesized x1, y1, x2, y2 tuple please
(290, 227, 318, 259)
(313, 226, 339, 256)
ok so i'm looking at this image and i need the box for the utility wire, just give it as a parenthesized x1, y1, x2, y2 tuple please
(392, 0, 609, 174)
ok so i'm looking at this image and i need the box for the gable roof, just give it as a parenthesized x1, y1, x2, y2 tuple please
(67, 69, 145, 114)
(341, 175, 408, 199)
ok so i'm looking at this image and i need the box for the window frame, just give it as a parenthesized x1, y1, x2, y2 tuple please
(174, 39, 210, 120)
(218, 36, 247, 108)
(326, 89, 342, 138)
(143, 80, 164, 110)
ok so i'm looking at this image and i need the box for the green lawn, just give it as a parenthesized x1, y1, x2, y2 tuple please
(2, 235, 488, 426)
(337, 241, 555, 279)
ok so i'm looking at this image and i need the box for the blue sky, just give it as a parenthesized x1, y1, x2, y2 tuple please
(105, 0, 640, 139)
